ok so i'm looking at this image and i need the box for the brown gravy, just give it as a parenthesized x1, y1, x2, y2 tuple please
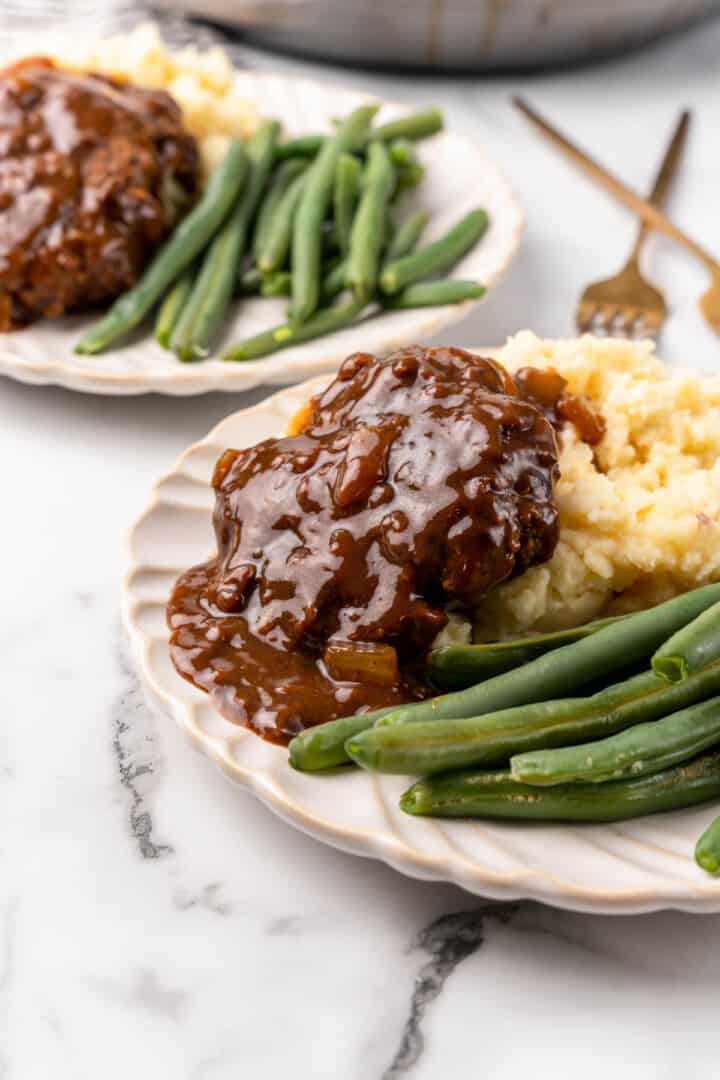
(168, 347, 603, 744)
(0, 58, 197, 329)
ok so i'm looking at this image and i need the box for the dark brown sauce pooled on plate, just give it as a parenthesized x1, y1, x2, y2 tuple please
(168, 346, 602, 744)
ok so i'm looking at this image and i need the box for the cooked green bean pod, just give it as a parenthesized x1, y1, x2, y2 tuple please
(169, 209, 244, 361)
(378, 584, 720, 729)
(320, 259, 348, 303)
(368, 107, 443, 144)
(346, 663, 720, 775)
(257, 168, 308, 273)
(511, 694, 720, 786)
(291, 105, 378, 324)
(171, 121, 279, 361)
(428, 614, 629, 689)
(238, 266, 262, 294)
(653, 599, 720, 684)
(279, 109, 442, 161)
(275, 134, 324, 158)
(289, 707, 398, 772)
(76, 139, 248, 354)
(223, 292, 368, 362)
(388, 138, 419, 168)
(347, 141, 395, 299)
(400, 752, 720, 821)
(383, 280, 485, 309)
(385, 211, 429, 260)
(380, 209, 488, 295)
(394, 162, 424, 192)
(333, 153, 362, 256)
(252, 157, 306, 263)
(154, 268, 194, 348)
(695, 814, 720, 873)
(259, 271, 292, 297)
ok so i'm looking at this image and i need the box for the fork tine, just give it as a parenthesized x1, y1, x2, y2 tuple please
(628, 314, 646, 340)
(575, 301, 596, 334)
(617, 305, 641, 338)
(600, 303, 622, 337)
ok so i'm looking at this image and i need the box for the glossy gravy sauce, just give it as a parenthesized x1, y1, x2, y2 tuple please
(168, 347, 603, 744)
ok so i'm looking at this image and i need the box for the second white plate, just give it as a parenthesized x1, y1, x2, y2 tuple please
(0, 70, 523, 396)
(124, 372, 720, 915)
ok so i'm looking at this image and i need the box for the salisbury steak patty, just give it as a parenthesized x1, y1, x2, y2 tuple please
(168, 347, 562, 742)
(0, 58, 198, 330)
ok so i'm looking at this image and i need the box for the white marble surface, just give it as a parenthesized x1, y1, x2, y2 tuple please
(5, 14, 720, 1078)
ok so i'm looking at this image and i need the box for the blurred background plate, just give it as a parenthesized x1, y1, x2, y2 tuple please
(0, 67, 522, 396)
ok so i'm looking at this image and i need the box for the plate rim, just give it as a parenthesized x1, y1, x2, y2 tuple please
(122, 368, 720, 914)
(0, 69, 524, 396)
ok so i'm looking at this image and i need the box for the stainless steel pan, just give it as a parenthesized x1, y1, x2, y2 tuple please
(157, 0, 720, 70)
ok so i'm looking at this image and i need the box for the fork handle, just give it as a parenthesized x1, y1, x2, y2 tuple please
(514, 97, 720, 278)
(629, 110, 690, 262)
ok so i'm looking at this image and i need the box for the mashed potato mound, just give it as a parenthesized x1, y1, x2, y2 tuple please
(15, 23, 258, 174)
(471, 332, 720, 639)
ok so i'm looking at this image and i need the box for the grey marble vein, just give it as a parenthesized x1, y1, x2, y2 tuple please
(188, 1050, 240, 1080)
(93, 968, 190, 1022)
(111, 643, 172, 860)
(383, 904, 517, 1078)
(172, 883, 232, 916)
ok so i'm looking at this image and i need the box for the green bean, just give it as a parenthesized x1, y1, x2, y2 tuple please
(512, 695, 720, 786)
(428, 614, 630, 690)
(320, 259, 348, 303)
(260, 271, 292, 297)
(333, 153, 362, 256)
(257, 169, 308, 273)
(278, 109, 442, 163)
(380, 209, 488, 295)
(394, 162, 425, 192)
(388, 138, 419, 168)
(223, 293, 368, 362)
(275, 134, 324, 159)
(695, 814, 720, 873)
(252, 158, 306, 264)
(291, 105, 378, 324)
(171, 122, 279, 361)
(385, 211, 429, 260)
(154, 268, 194, 348)
(347, 141, 395, 300)
(400, 751, 720, 821)
(346, 662, 720, 775)
(378, 584, 720, 729)
(383, 280, 485, 309)
(238, 266, 262, 295)
(653, 599, 720, 684)
(368, 107, 444, 144)
(75, 140, 249, 354)
(289, 707, 398, 772)
(169, 210, 244, 361)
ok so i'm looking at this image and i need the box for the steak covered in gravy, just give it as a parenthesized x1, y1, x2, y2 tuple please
(0, 58, 198, 330)
(167, 346, 593, 744)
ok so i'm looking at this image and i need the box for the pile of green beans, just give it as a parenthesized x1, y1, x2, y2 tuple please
(76, 104, 488, 361)
(287, 584, 720, 875)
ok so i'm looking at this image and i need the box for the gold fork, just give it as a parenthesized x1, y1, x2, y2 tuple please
(576, 111, 689, 338)
(514, 97, 720, 336)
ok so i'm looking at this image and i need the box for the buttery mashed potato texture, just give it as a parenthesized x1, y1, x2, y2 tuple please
(16, 23, 259, 173)
(473, 332, 720, 639)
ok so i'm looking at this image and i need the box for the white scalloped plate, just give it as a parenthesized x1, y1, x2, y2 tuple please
(0, 70, 523, 396)
(123, 373, 720, 914)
